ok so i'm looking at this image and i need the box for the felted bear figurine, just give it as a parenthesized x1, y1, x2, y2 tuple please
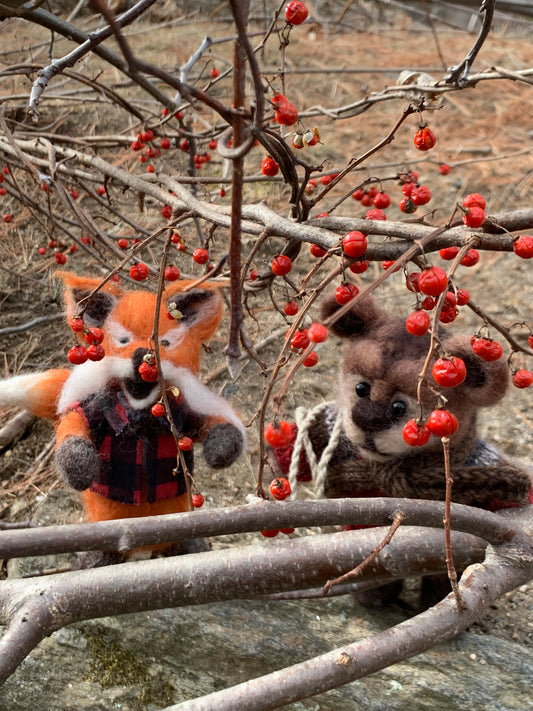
(0, 272, 245, 551)
(271, 293, 532, 606)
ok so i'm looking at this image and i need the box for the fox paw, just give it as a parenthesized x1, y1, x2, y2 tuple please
(56, 436, 101, 491)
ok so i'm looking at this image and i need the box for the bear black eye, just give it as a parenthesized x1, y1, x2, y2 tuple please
(391, 400, 407, 418)
(355, 382, 371, 398)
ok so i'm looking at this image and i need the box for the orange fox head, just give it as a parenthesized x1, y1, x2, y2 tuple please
(57, 272, 226, 411)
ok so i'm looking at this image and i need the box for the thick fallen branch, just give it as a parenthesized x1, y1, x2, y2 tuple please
(0, 524, 487, 685)
(0, 498, 522, 558)
(169, 519, 533, 711)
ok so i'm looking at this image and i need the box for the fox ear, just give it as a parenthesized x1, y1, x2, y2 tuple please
(56, 271, 123, 327)
(321, 293, 387, 339)
(444, 334, 509, 406)
(164, 280, 224, 341)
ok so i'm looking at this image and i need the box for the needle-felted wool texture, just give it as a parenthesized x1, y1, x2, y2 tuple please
(271, 293, 532, 605)
(0, 272, 246, 535)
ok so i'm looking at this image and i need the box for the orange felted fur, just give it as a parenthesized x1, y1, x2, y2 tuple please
(0, 272, 245, 547)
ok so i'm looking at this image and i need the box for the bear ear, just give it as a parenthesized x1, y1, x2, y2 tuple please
(56, 271, 122, 327)
(164, 280, 224, 341)
(320, 293, 387, 339)
(444, 333, 509, 406)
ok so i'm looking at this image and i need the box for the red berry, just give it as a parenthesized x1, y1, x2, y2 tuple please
(462, 193, 486, 210)
(360, 193, 373, 207)
(84, 327, 104, 345)
(348, 259, 369, 274)
(131, 140, 144, 152)
(373, 192, 391, 209)
(405, 310, 430, 336)
(210, 67, 220, 78)
(401, 182, 415, 197)
(87, 344, 105, 361)
(405, 272, 421, 293)
(303, 351, 318, 367)
(160, 137, 171, 150)
(264, 421, 293, 448)
(280, 528, 295, 535)
(320, 174, 338, 186)
(414, 126, 436, 151)
(96, 185, 106, 196)
(68, 345, 88, 365)
(461, 249, 480, 267)
(439, 308, 457, 324)
(421, 296, 436, 311)
(38, 246, 47, 255)
(261, 156, 279, 176)
(308, 322, 328, 343)
(118, 238, 129, 249)
(248, 269, 258, 280)
(432, 356, 467, 388)
(55, 252, 68, 265)
(151, 403, 166, 417)
(261, 529, 279, 538)
(2, 167, 9, 174)
(285, 0, 308, 24)
(382, 260, 400, 272)
(439, 163, 451, 175)
(310, 243, 327, 258)
(161, 205, 173, 219)
(3, 214, 13, 223)
(273, 95, 298, 126)
(178, 436, 193, 451)
(352, 188, 365, 201)
(528, 335, 533, 349)
(462, 206, 485, 228)
(418, 266, 448, 296)
(219, 188, 227, 197)
(365, 208, 386, 221)
(164, 265, 180, 281)
(400, 197, 417, 214)
(193, 248, 209, 264)
(402, 419, 431, 447)
(410, 185, 432, 206)
(81, 236, 92, 245)
(269, 477, 292, 500)
(192, 493, 205, 508)
(130, 263, 149, 281)
(271, 255, 292, 276)
(367, 186, 378, 199)
(427, 409, 458, 437)
(472, 338, 503, 362)
(342, 231, 367, 258)
(138, 361, 158, 382)
(70, 317, 85, 332)
(180, 139, 190, 152)
(146, 164, 156, 174)
(335, 282, 359, 305)
(284, 301, 299, 316)
(456, 288, 470, 306)
(140, 129, 154, 143)
(512, 369, 533, 389)
(439, 246, 459, 260)
(208, 139, 218, 150)
(0, 187, 7, 196)
(513, 235, 533, 259)
(290, 329, 310, 350)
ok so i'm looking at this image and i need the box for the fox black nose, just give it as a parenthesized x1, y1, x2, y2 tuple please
(124, 348, 158, 402)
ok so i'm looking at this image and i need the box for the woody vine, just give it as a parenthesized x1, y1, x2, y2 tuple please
(0, 0, 532, 709)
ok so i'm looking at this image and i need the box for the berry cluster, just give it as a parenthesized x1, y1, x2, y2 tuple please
(67, 319, 106, 365)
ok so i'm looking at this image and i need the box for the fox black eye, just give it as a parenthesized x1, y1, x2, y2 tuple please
(391, 400, 407, 418)
(119, 336, 130, 345)
(355, 382, 371, 398)
(160, 339, 170, 347)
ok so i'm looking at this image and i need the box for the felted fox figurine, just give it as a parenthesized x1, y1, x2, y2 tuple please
(0, 272, 245, 537)
(271, 292, 532, 605)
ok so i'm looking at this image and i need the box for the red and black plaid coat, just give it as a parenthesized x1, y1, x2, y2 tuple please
(67, 388, 204, 504)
